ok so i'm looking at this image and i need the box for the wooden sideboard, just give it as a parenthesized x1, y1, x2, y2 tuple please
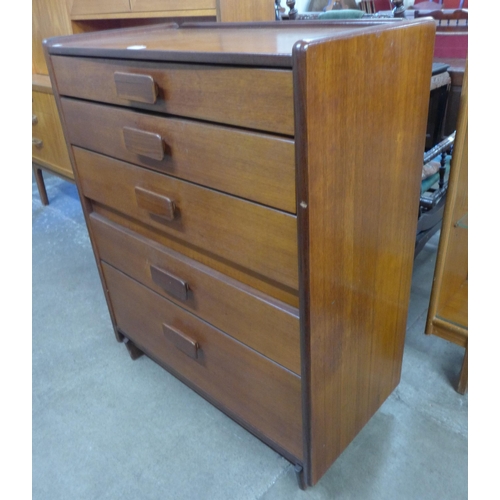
(45, 19, 435, 487)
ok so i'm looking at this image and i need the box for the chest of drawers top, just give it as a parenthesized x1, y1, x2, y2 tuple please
(44, 19, 436, 489)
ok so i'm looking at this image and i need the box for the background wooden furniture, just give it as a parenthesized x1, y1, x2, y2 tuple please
(414, 8, 468, 31)
(32, 0, 275, 204)
(45, 19, 435, 488)
(32, 75, 74, 205)
(426, 61, 468, 395)
(32, 0, 74, 204)
(416, 131, 454, 256)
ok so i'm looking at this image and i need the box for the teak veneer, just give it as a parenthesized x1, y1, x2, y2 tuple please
(44, 20, 435, 488)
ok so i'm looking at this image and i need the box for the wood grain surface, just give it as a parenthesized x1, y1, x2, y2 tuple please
(61, 98, 296, 212)
(90, 203, 300, 307)
(102, 262, 303, 459)
(70, 0, 131, 17)
(32, 90, 73, 179)
(52, 56, 294, 135)
(426, 62, 468, 346)
(73, 148, 299, 290)
(44, 21, 419, 67)
(130, 0, 215, 12)
(294, 21, 435, 485)
(216, 0, 275, 21)
(90, 213, 301, 374)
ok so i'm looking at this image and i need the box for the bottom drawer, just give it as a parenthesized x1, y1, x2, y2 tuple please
(102, 262, 303, 461)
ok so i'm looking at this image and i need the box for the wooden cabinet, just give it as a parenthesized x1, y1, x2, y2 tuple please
(45, 19, 435, 488)
(32, 76, 73, 179)
(426, 62, 468, 394)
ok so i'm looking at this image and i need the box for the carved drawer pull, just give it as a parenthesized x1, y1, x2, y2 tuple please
(135, 186, 176, 221)
(114, 72, 158, 104)
(163, 324, 200, 360)
(123, 126, 165, 161)
(32, 138, 43, 148)
(150, 264, 189, 301)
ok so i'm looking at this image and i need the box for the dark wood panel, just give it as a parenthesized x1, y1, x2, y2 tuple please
(51, 56, 294, 135)
(294, 20, 436, 485)
(91, 203, 300, 308)
(102, 263, 303, 459)
(61, 98, 296, 212)
(90, 213, 301, 374)
(73, 148, 299, 290)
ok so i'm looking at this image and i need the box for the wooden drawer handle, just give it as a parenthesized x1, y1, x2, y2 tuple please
(150, 264, 189, 301)
(32, 138, 43, 148)
(135, 186, 176, 221)
(163, 324, 200, 360)
(123, 127, 165, 161)
(114, 71, 158, 104)
(32, 114, 38, 125)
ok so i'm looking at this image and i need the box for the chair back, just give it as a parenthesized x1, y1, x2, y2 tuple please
(359, 1, 376, 13)
(414, 8, 468, 31)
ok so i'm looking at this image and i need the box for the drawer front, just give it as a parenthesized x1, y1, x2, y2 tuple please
(103, 263, 303, 460)
(71, 0, 130, 16)
(92, 204, 300, 308)
(74, 147, 299, 290)
(61, 98, 296, 213)
(90, 213, 301, 374)
(32, 91, 73, 178)
(51, 56, 294, 136)
(130, 0, 216, 12)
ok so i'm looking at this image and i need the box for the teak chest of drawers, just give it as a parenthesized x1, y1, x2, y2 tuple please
(44, 19, 435, 488)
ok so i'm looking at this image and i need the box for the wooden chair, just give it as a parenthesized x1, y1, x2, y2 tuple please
(414, 8, 468, 31)
(359, 1, 376, 13)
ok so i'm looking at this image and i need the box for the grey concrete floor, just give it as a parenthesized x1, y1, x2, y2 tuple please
(32, 172, 468, 499)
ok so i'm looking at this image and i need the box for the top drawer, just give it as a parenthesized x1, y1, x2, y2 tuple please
(51, 56, 295, 136)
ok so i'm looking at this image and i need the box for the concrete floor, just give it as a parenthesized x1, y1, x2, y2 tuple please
(32, 172, 468, 500)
